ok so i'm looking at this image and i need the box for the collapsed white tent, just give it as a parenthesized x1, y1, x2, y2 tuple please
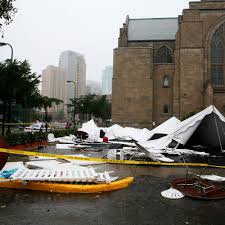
(104, 126, 152, 142)
(140, 105, 225, 151)
(79, 120, 152, 142)
(147, 117, 181, 139)
(79, 117, 181, 142)
(79, 119, 100, 141)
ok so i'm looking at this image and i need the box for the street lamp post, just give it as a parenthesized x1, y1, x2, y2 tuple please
(0, 42, 13, 62)
(67, 80, 76, 129)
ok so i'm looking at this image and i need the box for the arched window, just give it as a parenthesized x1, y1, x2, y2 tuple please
(154, 46, 173, 63)
(211, 24, 225, 86)
(163, 75, 171, 88)
(163, 105, 169, 114)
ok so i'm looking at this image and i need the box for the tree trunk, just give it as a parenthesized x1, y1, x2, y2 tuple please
(45, 107, 48, 133)
(7, 101, 12, 133)
(1, 101, 7, 136)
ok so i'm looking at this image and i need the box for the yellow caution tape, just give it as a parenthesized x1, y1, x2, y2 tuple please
(0, 122, 32, 125)
(0, 147, 225, 169)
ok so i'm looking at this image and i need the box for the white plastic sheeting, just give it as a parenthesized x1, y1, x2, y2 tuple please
(1, 162, 27, 171)
(56, 144, 75, 150)
(55, 135, 76, 144)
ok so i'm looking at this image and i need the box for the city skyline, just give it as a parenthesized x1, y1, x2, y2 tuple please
(0, 0, 197, 82)
(59, 50, 86, 116)
(102, 65, 113, 95)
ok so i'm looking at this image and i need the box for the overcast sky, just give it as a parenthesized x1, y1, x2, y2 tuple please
(0, 0, 198, 81)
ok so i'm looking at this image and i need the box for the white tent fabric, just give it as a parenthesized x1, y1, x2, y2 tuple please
(138, 135, 173, 150)
(79, 117, 181, 142)
(79, 119, 100, 141)
(172, 105, 225, 146)
(79, 119, 152, 142)
(109, 127, 152, 142)
(139, 105, 225, 150)
(150, 117, 181, 136)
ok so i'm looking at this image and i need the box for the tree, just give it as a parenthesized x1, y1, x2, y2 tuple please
(0, 0, 17, 33)
(32, 94, 62, 132)
(0, 59, 40, 135)
(68, 94, 111, 125)
(67, 97, 82, 127)
(181, 108, 203, 121)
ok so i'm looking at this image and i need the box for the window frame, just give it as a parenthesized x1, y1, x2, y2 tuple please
(163, 105, 169, 114)
(154, 46, 173, 64)
(210, 23, 225, 86)
(163, 75, 171, 88)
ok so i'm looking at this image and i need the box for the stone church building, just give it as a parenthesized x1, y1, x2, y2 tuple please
(112, 0, 225, 128)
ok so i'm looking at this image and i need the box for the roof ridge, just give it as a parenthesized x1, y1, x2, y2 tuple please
(129, 17, 178, 21)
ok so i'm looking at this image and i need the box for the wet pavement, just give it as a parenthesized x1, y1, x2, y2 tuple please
(1, 146, 225, 225)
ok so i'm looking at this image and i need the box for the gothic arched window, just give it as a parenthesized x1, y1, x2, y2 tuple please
(211, 24, 225, 86)
(163, 75, 171, 88)
(154, 46, 173, 63)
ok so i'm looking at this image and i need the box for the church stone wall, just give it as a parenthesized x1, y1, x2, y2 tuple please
(214, 92, 225, 112)
(112, 47, 154, 128)
(176, 1, 225, 118)
(152, 64, 175, 126)
(179, 48, 204, 117)
(113, 0, 225, 128)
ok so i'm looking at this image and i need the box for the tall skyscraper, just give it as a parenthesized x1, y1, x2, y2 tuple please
(59, 51, 86, 106)
(102, 66, 113, 95)
(86, 80, 102, 95)
(41, 65, 66, 113)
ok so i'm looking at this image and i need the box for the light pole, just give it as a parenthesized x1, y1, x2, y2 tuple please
(67, 80, 76, 129)
(0, 42, 13, 62)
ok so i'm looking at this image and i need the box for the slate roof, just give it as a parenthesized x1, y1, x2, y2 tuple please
(128, 18, 178, 41)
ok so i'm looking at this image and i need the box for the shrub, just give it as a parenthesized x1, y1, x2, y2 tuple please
(181, 108, 203, 121)
(51, 128, 76, 138)
(6, 132, 47, 146)
(6, 128, 76, 146)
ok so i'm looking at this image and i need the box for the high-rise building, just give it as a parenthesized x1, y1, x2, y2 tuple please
(102, 66, 113, 95)
(86, 80, 102, 95)
(41, 65, 66, 113)
(59, 51, 86, 106)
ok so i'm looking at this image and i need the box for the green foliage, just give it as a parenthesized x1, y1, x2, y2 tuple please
(0, 59, 40, 104)
(0, 59, 40, 135)
(29, 94, 63, 131)
(0, 0, 17, 31)
(68, 94, 111, 123)
(92, 95, 111, 121)
(6, 128, 76, 146)
(51, 128, 76, 138)
(6, 132, 47, 146)
(181, 109, 202, 121)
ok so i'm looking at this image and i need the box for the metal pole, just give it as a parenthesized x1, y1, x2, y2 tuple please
(73, 81, 76, 129)
(8, 43, 13, 62)
(0, 42, 13, 62)
(67, 80, 76, 129)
